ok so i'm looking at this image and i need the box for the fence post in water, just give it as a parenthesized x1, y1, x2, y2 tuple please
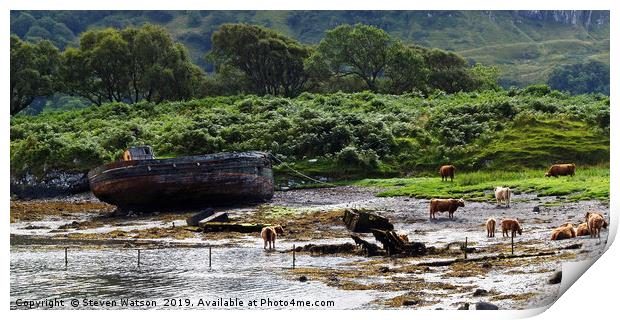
(209, 245, 212, 269)
(464, 237, 468, 260)
(511, 234, 514, 255)
(292, 245, 296, 269)
(65, 247, 68, 267)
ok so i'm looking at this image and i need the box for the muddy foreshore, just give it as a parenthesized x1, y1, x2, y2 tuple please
(10, 186, 610, 310)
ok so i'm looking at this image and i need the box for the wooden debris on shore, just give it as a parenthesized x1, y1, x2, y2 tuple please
(294, 243, 360, 255)
(199, 222, 268, 233)
(186, 208, 229, 226)
(371, 229, 427, 256)
(342, 208, 393, 233)
(351, 235, 382, 256)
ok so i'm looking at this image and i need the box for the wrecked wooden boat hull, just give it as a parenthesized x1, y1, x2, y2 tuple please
(88, 151, 274, 211)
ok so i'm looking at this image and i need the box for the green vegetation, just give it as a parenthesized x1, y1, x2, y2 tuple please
(11, 22, 498, 114)
(10, 88, 609, 183)
(355, 167, 609, 201)
(548, 61, 610, 95)
(10, 10, 609, 90)
(10, 36, 60, 115)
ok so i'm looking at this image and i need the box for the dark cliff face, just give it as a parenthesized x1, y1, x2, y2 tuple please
(514, 10, 609, 27)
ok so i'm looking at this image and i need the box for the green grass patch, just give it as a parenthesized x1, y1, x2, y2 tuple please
(354, 166, 609, 201)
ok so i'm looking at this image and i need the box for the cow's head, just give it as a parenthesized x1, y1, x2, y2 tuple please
(458, 199, 465, 207)
(544, 172, 551, 177)
(585, 211, 592, 221)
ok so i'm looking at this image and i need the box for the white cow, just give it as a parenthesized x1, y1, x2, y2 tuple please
(494, 186, 511, 207)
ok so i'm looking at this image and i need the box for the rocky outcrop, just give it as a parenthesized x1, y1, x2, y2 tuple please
(515, 10, 608, 27)
(10, 171, 90, 199)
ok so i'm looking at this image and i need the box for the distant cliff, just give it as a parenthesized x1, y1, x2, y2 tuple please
(515, 10, 608, 27)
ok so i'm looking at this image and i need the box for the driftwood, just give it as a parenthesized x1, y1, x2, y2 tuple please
(342, 209, 393, 233)
(202, 211, 229, 223)
(200, 222, 268, 233)
(350, 235, 382, 256)
(371, 229, 427, 256)
(186, 208, 215, 226)
(294, 243, 359, 255)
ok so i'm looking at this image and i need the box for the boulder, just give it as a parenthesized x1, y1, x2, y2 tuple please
(475, 302, 499, 310)
(457, 303, 470, 310)
(548, 271, 562, 284)
(473, 289, 489, 297)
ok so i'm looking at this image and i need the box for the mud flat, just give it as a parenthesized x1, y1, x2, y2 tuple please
(10, 186, 609, 310)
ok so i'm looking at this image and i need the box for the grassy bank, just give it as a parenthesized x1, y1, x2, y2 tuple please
(353, 166, 609, 201)
(10, 89, 609, 181)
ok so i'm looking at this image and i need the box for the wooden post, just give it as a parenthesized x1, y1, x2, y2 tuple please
(209, 245, 212, 269)
(64, 247, 68, 267)
(464, 237, 468, 260)
(511, 233, 514, 255)
(137, 249, 141, 267)
(292, 245, 296, 269)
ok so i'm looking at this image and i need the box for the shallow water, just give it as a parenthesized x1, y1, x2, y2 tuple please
(10, 187, 610, 310)
(10, 245, 393, 310)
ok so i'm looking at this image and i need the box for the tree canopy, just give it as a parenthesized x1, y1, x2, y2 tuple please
(548, 61, 609, 95)
(59, 24, 204, 105)
(210, 23, 312, 97)
(10, 36, 60, 115)
(311, 23, 398, 92)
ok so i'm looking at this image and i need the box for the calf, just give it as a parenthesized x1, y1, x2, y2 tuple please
(586, 212, 606, 238)
(260, 225, 284, 250)
(439, 165, 456, 182)
(494, 186, 511, 207)
(486, 218, 496, 237)
(501, 219, 522, 237)
(545, 163, 576, 178)
(429, 198, 465, 220)
(551, 223, 576, 240)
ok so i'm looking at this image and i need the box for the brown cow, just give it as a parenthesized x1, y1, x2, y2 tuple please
(261, 225, 284, 250)
(545, 163, 576, 178)
(576, 223, 590, 236)
(586, 212, 606, 238)
(429, 198, 465, 220)
(486, 218, 496, 237)
(551, 223, 576, 240)
(439, 165, 456, 182)
(501, 219, 522, 237)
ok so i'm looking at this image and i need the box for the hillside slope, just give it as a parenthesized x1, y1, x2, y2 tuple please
(10, 10, 609, 87)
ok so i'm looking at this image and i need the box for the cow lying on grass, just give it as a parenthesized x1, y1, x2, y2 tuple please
(261, 225, 284, 250)
(501, 219, 522, 237)
(429, 198, 465, 220)
(551, 223, 576, 240)
(586, 211, 607, 238)
(486, 218, 496, 237)
(439, 165, 456, 182)
(545, 163, 576, 178)
(494, 186, 511, 207)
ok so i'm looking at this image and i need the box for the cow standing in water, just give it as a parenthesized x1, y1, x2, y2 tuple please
(429, 198, 465, 220)
(486, 218, 496, 237)
(439, 165, 456, 182)
(261, 226, 284, 250)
